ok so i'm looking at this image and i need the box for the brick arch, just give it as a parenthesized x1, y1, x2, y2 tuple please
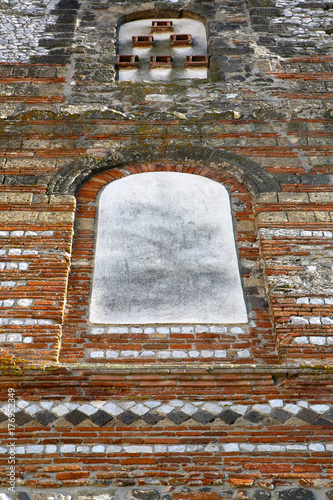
(59, 162, 277, 364)
(48, 143, 281, 197)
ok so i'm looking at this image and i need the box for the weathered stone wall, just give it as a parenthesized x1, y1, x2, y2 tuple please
(0, 0, 333, 499)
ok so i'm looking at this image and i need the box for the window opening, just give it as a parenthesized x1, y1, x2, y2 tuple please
(117, 18, 208, 81)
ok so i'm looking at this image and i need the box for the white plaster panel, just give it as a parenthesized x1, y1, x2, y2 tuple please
(89, 172, 248, 325)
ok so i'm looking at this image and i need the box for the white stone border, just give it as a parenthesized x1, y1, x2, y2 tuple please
(1, 398, 330, 419)
(88, 348, 251, 360)
(1, 441, 331, 456)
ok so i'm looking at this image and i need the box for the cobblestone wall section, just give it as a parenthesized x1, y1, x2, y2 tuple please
(0, 0, 58, 63)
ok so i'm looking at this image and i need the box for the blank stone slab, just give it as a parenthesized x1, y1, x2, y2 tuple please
(89, 172, 248, 324)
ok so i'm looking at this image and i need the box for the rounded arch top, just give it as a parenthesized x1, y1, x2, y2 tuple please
(122, 8, 208, 25)
(48, 143, 281, 196)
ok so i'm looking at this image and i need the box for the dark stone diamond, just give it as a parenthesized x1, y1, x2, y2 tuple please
(15, 411, 33, 426)
(125, 489, 160, 500)
(34, 410, 57, 426)
(65, 409, 87, 425)
(312, 416, 333, 427)
(18, 493, 31, 500)
(253, 491, 271, 500)
(245, 410, 265, 423)
(89, 410, 113, 427)
(0, 412, 8, 423)
(142, 412, 164, 426)
(271, 408, 292, 423)
(278, 489, 315, 500)
(118, 410, 139, 425)
(297, 408, 318, 423)
(323, 408, 333, 422)
(167, 410, 190, 424)
(191, 410, 215, 425)
(218, 409, 240, 425)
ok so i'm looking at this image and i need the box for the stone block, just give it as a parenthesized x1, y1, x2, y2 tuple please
(0, 192, 33, 204)
(278, 489, 315, 500)
(254, 192, 278, 204)
(125, 491, 160, 500)
(75, 218, 95, 230)
(0, 211, 38, 223)
(309, 193, 333, 203)
(37, 212, 75, 223)
(253, 491, 271, 500)
(315, 211, 331, 222)
(49, 194, 76, 205)
(287, 211, 316, 223)
(278, 192, 309, 203)
(257, 212, 288, 223)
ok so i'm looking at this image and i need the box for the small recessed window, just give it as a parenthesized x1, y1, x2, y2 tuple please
(117, 18, 208, 82)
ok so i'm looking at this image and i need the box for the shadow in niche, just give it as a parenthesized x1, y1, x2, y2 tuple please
(29, 0, 80, 64)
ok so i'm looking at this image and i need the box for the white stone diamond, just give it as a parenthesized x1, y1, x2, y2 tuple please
(230, 405, 247, 415)
(131, 403, 149, 416)
(310, 404, 330, 414)
(52, 404, 70, 417)
(25, 404, 41, 416)
(158, 404, 174, 414)
(17, 400, 29, 409)
(202, 403, 222, 415)
(253, 404, 271, 415)
(284, 404, 300, 414)
(79, 404, 96, 416)
(40, 401, 54, 410)
(102, 403, 123, 416)
(182, 403, 197, 415)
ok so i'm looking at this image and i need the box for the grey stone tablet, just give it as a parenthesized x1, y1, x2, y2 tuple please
(89, 172, 248, 324)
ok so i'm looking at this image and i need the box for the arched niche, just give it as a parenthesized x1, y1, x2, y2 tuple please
(48, 143, 281, 196)
(117, 16, 208, 81)
(89, 171, 248, 325)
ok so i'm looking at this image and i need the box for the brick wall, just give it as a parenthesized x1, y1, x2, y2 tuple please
(0, 0, 333, 499)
